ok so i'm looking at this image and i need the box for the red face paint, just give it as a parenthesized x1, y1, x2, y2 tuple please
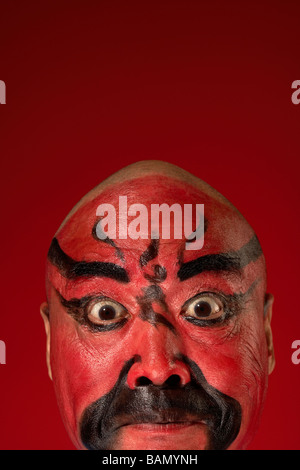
(44, 174, 271, 450)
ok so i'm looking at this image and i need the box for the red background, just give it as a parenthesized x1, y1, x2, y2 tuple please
(0, 1, 299, 449)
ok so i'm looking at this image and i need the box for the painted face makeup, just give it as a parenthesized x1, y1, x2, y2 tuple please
(80, 356, 242, 450)
(41, 161, 275, 450)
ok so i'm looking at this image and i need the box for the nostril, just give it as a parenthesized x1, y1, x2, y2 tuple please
(135, 374, 182, 387)
(164, 374, 182, 388)
(136, 376, 153, 387)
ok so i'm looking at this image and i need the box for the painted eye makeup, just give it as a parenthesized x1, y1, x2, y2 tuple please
(180, 292, 241, 327)
(57, 291, 129, 332)
(87, 298, 129, 327)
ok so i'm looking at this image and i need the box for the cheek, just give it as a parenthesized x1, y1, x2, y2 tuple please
(182, 313, 269, 449)
(50, 307, 131, 449)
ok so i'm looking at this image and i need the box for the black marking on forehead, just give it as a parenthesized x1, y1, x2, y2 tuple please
(140, 239, 167, 284)
(141, 285, 169, 308)
(144, 264, 167, 283)
(137, 285, 176, 334)
(48, 237, 130, 283)
(92, 219, 125, 261)
(140, 239, 159, 267)
(178, 235, 263, 282)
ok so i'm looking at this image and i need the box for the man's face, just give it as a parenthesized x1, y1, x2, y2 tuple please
(41, 171, 274, 450)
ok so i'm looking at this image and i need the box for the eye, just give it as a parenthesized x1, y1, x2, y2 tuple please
(87, 298, 128, 326)
(181, 293, 225, 325)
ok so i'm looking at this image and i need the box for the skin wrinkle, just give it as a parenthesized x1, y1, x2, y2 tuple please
(53, 287, 125, 366)
(237, 337, 267, 448)
(57, 257, 257, 339)
(57, 289, 130, 334)
(48, 237, 130, 283)
(177, 235, 263, 282)
(242, 332, 266, 382)
(235, 312, 266, 395)
(50, 296, 97, 386)
(41, 161, 274, 451)
(208, 319, 241, 346)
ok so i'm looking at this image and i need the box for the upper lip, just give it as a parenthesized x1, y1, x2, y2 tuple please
(122, 421, 206, 427)
(114, 410, 209, 430)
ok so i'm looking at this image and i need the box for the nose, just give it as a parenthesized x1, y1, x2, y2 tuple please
(126, 321, 191, 389)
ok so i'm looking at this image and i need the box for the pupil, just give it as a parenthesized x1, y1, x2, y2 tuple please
(99, 305, 116, 320)
(194, 301, 212, 317)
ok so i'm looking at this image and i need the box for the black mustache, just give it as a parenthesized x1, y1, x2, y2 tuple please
(80, 355, 241, 450)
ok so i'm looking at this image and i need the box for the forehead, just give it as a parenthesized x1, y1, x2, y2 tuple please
(55, 174, 253, 262)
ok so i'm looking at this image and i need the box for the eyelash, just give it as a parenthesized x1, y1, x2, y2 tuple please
(58, 290, 244, 332)
(180, 291, 243, 328)
(58, 293, 128, 333)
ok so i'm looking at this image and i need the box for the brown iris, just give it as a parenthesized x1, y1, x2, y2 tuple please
(181, 293, 224, 322)
(193, 300, 213, 317)
(87, 299, 128, 326)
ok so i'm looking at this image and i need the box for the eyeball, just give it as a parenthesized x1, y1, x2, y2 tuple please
(87, 299, 128, 326)
(181, 294, 224, 322)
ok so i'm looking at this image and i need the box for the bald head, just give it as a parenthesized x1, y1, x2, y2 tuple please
(57, 160, 243, 233)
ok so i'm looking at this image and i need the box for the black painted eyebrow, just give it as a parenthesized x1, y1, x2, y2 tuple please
(177, 235, 263, 282)
(48, 237, 130, 283)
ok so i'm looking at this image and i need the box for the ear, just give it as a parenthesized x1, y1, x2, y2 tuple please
(40, 302, 53, 380)
(264, 293, 275, 375)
